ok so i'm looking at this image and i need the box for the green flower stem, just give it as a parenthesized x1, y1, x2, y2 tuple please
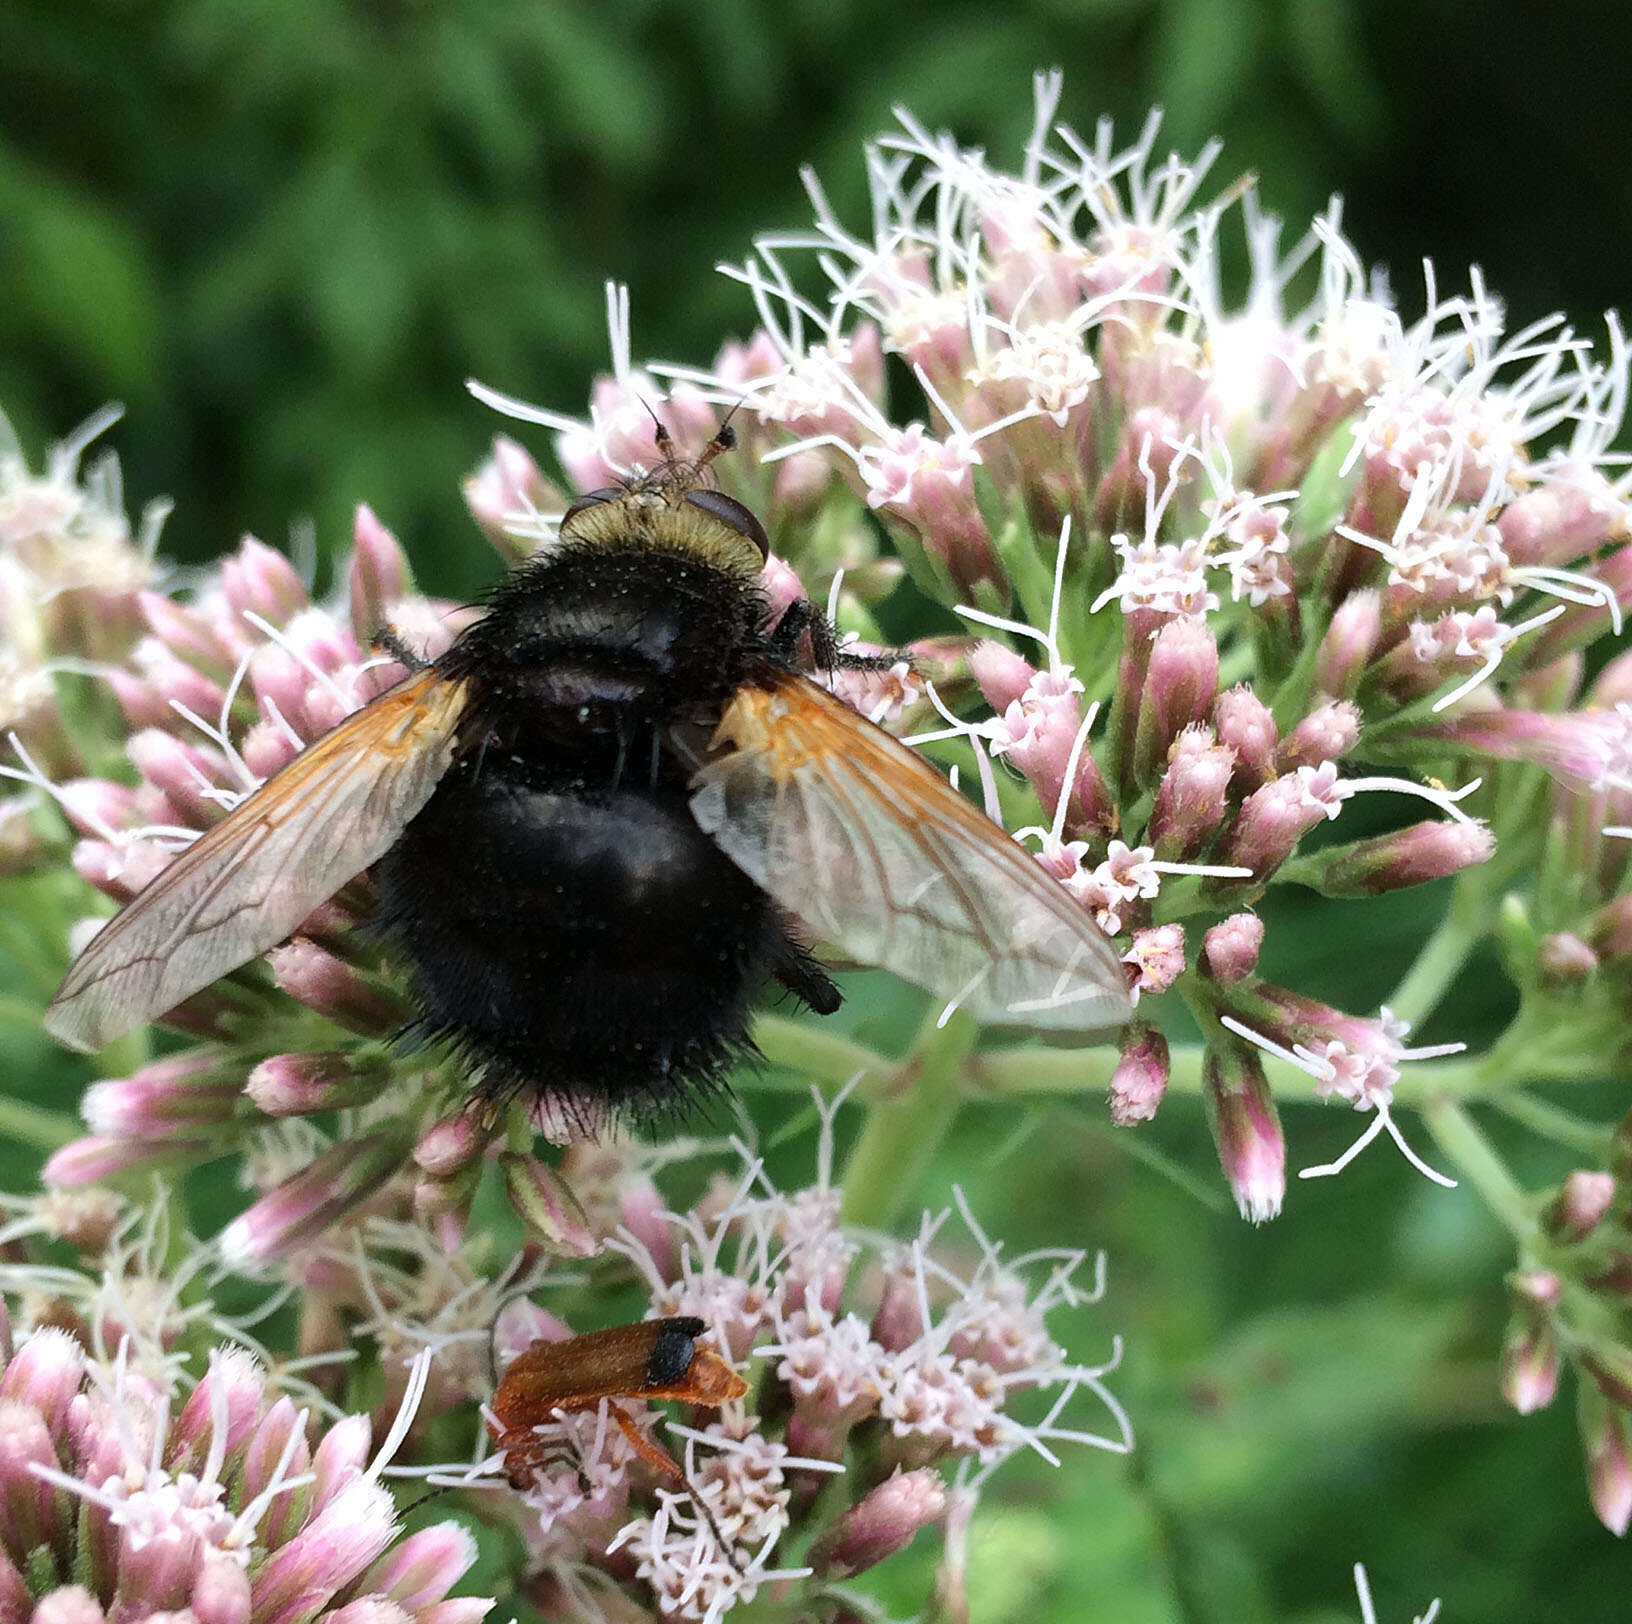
(1491, 1091, 1613, 1158)
(968, 1038, 1315, 1102)
(0, 1094, 79, 1152)
(1418, 1094, 1534, 1241)
(748, 1015, 896, 1098)
(840, 1009, 976, 1230)
(1387, 868, 1497, 1030)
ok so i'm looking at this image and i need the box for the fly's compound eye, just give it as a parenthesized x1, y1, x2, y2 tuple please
(559, 486, 627, 534)
(682, 488, 770, 561)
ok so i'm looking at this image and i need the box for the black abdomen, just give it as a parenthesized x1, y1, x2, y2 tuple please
(375, 754, 786, 1124)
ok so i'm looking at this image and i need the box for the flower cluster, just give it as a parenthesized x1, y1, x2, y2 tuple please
(0, 1237, 487, 1624)
(7, 76, 1632, 1554)
(425, 1101, 1126, 1624)
(474, 77, 1632, 1219)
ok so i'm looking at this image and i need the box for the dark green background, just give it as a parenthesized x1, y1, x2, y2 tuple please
(3, 2, 1628, 1618)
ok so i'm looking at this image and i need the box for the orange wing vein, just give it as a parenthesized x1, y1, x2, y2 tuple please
(689, 667, 1132, 1034)
(45, 666, 469, 1052)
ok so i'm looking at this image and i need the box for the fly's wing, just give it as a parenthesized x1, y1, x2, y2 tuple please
(45, 666, 470, 1052)
(689, 666, 1133, 1033)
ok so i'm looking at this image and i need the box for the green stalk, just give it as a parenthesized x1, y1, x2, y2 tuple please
(839, 1009, 976, 1230)
(0, 1095, 79, 1152)
(969, 1038, 1318, 1102)
(1387, 868, 1496, 1029)
(1418, 1094, 1533, 1241)
(748, 1015, 896, 1097)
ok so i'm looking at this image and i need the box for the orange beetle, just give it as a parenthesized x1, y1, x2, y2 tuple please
(490, 1315, 747, 1486)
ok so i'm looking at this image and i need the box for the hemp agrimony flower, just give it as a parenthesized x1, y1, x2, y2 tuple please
(7, 71, 1632, 1587)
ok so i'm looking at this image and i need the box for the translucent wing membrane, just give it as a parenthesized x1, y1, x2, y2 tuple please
(690, 667, 1132, 1033)
(46, 667, 470, 1052)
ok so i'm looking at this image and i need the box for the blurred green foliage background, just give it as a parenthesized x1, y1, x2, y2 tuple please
(3, 1, 1630, 1619)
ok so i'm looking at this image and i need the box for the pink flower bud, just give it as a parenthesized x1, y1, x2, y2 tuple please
(1545, 1171, 1618, 1243)
(0, 1397, 63, 1555)
(1511, 1267, 1563, 1309)
(31, 1587, 105, 1624)
(1109, 1023, 1169, 1126)
(1278, 700, 1360, 772)
(253, 1479, 400, 1624)
(70, 837, 171, 904)
(0, 1328, 84, 1431)
(1202, 913, 1263, 983)
(1095, 407, 1183, 534)
(222, 536, 308, 627)
(359, 1522, 479, 1612)
(1217, 773, 1330, 882)
(1582, 1397, 1632, 1536)
(1213, 686, 1278, 790)
(499, 1152, 599, 1258)
(1534, 544, 1632, 664)
(131, 638, 229, 720)
(125, 729, 234, 830)
(1134, 619, 1219, 786)
(406, 1602, 492, 1624)
(412, 1111, 491, 1178)
(860, 426, 1000, 600)
(239, 720, 300, 780)
(1500, 1308, 1559, 1415)
(758, 556, 805, 626)
(618, 1178, 679, 1281)
(463, 437, 562, 561)
(808, 1467, 947, 1579)
(492, 1299, 572, 1367)
(1592, 895, 1632, 963)
(1497, 464, 1626, 566)
(1581, 1344, 1632, 1409)
(247, 1052, 386, 1117)
(81, 1055, 242, 1136)
(238, 1396, 312, 1550)
(1289, 818, 1495, 897)
(170, 1347, 268, 1470)
(1537, 931, 1598, 988)
(139, 590, 237, 681)
(43, 1132, 223, 1188)
(218, 1124, 413, 1266)
(56, 778, 141, 839)
(193, 1551, 252, 1624)
(871, 1259, 927, 1354)
(989, 671, 1085, 820)
(250, 642, 319, 741)
(1147, 727, 1233, 859)
(349, 505, 410, 643)
(282, 608, 361, 677)
(105, 667, 169, 729)
(1204, 1042, 1285, 1223)
(310, 1414, 373, 1514)
(969, 640, 1037, 714)
(1123, 924, 1185, 996)
(1313, 590, 1382, 700)
(412, 1165, 479, 1227)
(268, 941, 407, 1035)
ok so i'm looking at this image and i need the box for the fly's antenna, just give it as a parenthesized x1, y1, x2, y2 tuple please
(639, 397, 677, 468)
(695, 402, 744, 479)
